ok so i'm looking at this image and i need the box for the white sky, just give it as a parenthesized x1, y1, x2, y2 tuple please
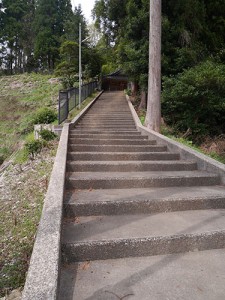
(71, 0, 96, 23)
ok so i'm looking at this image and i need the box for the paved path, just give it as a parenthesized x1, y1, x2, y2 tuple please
(59, 91, 225, 300)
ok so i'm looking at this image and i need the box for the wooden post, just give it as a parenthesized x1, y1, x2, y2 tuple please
(145, 0, 161, 132)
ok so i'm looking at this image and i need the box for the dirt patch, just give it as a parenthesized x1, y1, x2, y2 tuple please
(200, 135, 225, 157)
(9, 82, 24, 90)
(48, 78, 60, 84)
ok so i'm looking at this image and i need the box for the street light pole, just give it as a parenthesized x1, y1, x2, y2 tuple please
(79, 23, 90, 109)
(79, 22, 82, 109)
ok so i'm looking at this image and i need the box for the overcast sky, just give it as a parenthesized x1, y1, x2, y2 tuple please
(71, 0, 96, 23)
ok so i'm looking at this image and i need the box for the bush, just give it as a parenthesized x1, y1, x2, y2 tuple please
(33, 108, 57, 124)
(25, 140, 43, 158)
(162, 60, 225, 142)
(0, 147, 11, 165)
(60, 75, 77, 89)
(39, 129, 57, 141)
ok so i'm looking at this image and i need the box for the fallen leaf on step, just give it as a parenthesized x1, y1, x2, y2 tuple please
(80, 261, 91, 271)
(75, 217, 80, 224)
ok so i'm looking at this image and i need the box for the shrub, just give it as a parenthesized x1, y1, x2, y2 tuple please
(39, 129, 57, 141)
(162, 60, 225, 142)
(33, 108, 57, 124)
(25, 140, 43, 158)
(0, 147, 10, 165)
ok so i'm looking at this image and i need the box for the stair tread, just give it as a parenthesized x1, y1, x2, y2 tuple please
(68, 170, 218, 180)
(68, 144, 167, 152)
(67, 160, 195, 166)
(62, 209, 225, 243)
(68, 151, 175, 155)
(65, 186, 225, 204)
(59, 249, 225, 300)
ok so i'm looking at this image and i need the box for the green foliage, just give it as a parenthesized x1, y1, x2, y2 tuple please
(33, 0, 73, 69)
(33, 108, 57, 124)
(25, 139, 43, 158)
(55, 41, 79, 88)
(39, 129, 57, 141)
(162, 60, 225, 141)
(0, 0, 35, 74)
(101, 63, 117, 75)
(0, 147, 10, 165)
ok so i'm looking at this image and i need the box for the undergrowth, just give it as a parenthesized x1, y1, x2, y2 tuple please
(137, 110, 225, 164)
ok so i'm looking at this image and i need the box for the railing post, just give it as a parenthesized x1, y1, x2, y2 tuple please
(58, 94, 61, 125)
(66, 91, 69, 120)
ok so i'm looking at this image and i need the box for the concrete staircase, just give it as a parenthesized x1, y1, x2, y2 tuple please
(59, 92, 225, 300)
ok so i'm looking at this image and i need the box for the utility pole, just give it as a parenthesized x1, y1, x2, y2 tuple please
(79, 22, 82, 109)
(145, 0, 162, 132)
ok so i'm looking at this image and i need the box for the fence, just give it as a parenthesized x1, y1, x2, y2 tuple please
(58, 81, 98, 124)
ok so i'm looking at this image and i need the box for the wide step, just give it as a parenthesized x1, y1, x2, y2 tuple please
(66, 171, 219, 189)
(64, 186, 225, 216)
(67, 152, 180, 161)
(68, 138, 156, 145)
(67, 160, 197, 172)
(59, 249, 225, 300)
(62, 209, 225, 261)
(68, 144, 167, 152)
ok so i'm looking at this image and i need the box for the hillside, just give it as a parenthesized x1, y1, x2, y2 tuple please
(0, 73, 61, 165)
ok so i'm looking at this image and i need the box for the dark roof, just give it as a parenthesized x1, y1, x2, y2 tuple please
(103, 69, 128, 81)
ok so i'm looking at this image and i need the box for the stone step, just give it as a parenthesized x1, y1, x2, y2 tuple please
(64, 186, 225, 217)
(69, 133, 145, 139)
(75, 125, 137, 129)
(68, 144, 167, 153)
(66, 160, 197, 172)
(61, 209, 225, 262)
(86, 113, 131, 117)
(59, 249, 225, 300)
(66, 171, 219, 189)
(78, 122, 135, 126)
(67, 151, 180, 161)
(87, 111, 131, 113)
(68, 138, 156, 145)
(81, 117, 134, 121)
(70, 129, 139, 133)
(80, 118, 134, 121)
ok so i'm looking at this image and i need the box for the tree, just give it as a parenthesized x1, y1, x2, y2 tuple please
(55, 41, 79, 88)
(34, 0, 73, 70)
(0, 0, 35, 73)
(64, 4, 88, 43)
(145, 0, 162, 132)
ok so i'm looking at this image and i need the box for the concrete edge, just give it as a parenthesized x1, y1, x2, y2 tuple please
(22, 123, 70, 300)
(70, 91, 104, 126)
(126, 95, 225, 185)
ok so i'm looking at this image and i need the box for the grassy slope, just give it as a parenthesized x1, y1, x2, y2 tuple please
(139, 114, 225, 164)
(0, 73, 61, 163)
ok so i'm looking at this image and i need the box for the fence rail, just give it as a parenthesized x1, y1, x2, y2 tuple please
(58, 81, 98, 124)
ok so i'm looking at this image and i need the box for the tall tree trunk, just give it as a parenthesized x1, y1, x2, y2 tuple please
(145, 0, 161, 132)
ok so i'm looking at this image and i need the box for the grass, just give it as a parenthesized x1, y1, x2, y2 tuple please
(138, 111, 225, 164)
(0, 73, 61, 164)
(160, 126, 225, 164)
